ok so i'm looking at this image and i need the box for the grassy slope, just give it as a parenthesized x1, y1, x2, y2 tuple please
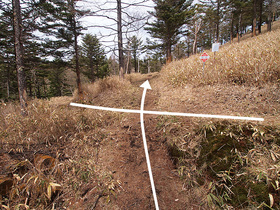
(156, 22, 280, 125)
(0, 21, 280, 209)
(151, 20, 280, 209)
(161, 27, 280, 87)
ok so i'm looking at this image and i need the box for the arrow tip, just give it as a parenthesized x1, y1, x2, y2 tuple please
(140, 80, 152, 90)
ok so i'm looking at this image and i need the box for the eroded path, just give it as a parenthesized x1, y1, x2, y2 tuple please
(83, 73, 202, 209)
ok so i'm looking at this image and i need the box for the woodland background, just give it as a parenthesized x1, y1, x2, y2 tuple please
(0, 0, 279, 103)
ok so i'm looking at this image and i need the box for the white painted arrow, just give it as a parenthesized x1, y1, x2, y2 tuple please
(140, 80, 159, 210)
(70, 80, 264, 210)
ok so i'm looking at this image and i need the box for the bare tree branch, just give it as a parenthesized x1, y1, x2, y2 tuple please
(88, 14, 118, 22)
(87, 25, 117, 32)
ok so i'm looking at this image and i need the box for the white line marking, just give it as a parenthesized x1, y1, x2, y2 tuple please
(70, 80, 264, 210)
(140, 81, 159, 210)
(70, 103, 264, 122)
(70, 103, 140, 114)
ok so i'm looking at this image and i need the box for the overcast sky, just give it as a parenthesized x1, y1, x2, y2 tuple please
(77, 0, 199, 57)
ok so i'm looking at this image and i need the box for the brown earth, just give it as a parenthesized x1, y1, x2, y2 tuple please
(0, 73, 207, 209)
(2, 71, 275, 209)
(67, 74, 207, 209)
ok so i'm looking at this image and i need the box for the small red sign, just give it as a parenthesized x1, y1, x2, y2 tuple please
(200, 52, 210, 62)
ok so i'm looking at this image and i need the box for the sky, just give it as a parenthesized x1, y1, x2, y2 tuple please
(77, 0, 156, 57)
(77, 0, 199, 58)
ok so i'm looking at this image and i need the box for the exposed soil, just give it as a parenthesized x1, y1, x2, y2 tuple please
(0, 73, 207, 209)
(67, 74, 205, 209)
(2, 72, 275, 209)
(91, 117, 188, 209)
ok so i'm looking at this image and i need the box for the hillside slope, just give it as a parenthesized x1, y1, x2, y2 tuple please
(161, 27, 280, 87)
(0, 23, 280, 209)
(155, 25, 280, 126)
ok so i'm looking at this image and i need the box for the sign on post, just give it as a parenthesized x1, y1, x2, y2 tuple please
(212, 43, 220, 52)
(212, 43, 220, 64)
(200, 52, 209, 75)
(200, 52, 210, 62)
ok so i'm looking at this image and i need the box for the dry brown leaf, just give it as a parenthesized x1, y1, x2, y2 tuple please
(269, 193, 274, 207)
(34, 154, 55, 171)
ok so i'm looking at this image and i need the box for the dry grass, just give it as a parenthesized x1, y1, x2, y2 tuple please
(72, 74, 155, 111)
(153, 22, 280, 208)
(230, 19, 280, 44)
(125, 72, 159, 84)
(1, 21, 280, 208)
(161, 28, 280, 87)
(156, 115, 280, 208)
(73, 76, 132, 103)
(155, 83, 280, 126)
(0, 97, 125, 209)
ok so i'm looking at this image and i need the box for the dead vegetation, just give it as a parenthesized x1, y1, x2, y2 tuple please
(162, 118, 280, 209)
(73, 76, 141, 110)
(1, 22, 280, 209)
(161, 27, 280, 87)
(0, 84, 128, 209)
(153, 25, 280, 208)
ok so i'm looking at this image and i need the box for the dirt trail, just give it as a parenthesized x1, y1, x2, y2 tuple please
(0, 74, 203, 209)
(86, 74, 201, 209)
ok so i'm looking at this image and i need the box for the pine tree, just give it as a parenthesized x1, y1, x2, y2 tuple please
(12, 0, 28, 115)
(80, 34, 109, 82)
(48, 59, 67, 97)
(0, 3, 16, 99)
(145, 0, 193, 64)
(130, 36, 143, 73)
(37, 0, 89, 99)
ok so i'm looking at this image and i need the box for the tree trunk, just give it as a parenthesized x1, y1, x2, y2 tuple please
(166, 38, 172, 64)
(133, 53, 137, 73)
(70, 0, 83, 99)
(187, 40, 190, 57)
(252, 0, 257, 36)
(117, 0, 124, 80)
(89, 53, 94, 83)
(74, 25, 82, 99)
(267, 0, 272, 32)
(230, 13, 234, 43)
(37, 84, 41, 98)
(193, 19, 202, 54)
(258, 0, 263, 34)
(216, 0, 221, 42)
(193, 38, 197, 54)
(126, 50, 131, 74)
(238, 13, 242, 42)
(267, 15, 272, 32)
(6, 54, 10, 98)
(7, 81, 10, 98)
(12, 0, 27, 116)
(147, 59, 150, 73)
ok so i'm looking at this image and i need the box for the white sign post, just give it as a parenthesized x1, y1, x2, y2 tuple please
(212, 43, 220, 52)
(212, 43, 220, 64)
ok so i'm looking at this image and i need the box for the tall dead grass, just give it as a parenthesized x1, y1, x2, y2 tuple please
(72, 75, 144, 111)
(161, 28, 280, 87)
(0, 97, 124, 209)
(125, 72, 159, 84)
(73, 76, 132, 103)
(0, 99, 98, 148)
